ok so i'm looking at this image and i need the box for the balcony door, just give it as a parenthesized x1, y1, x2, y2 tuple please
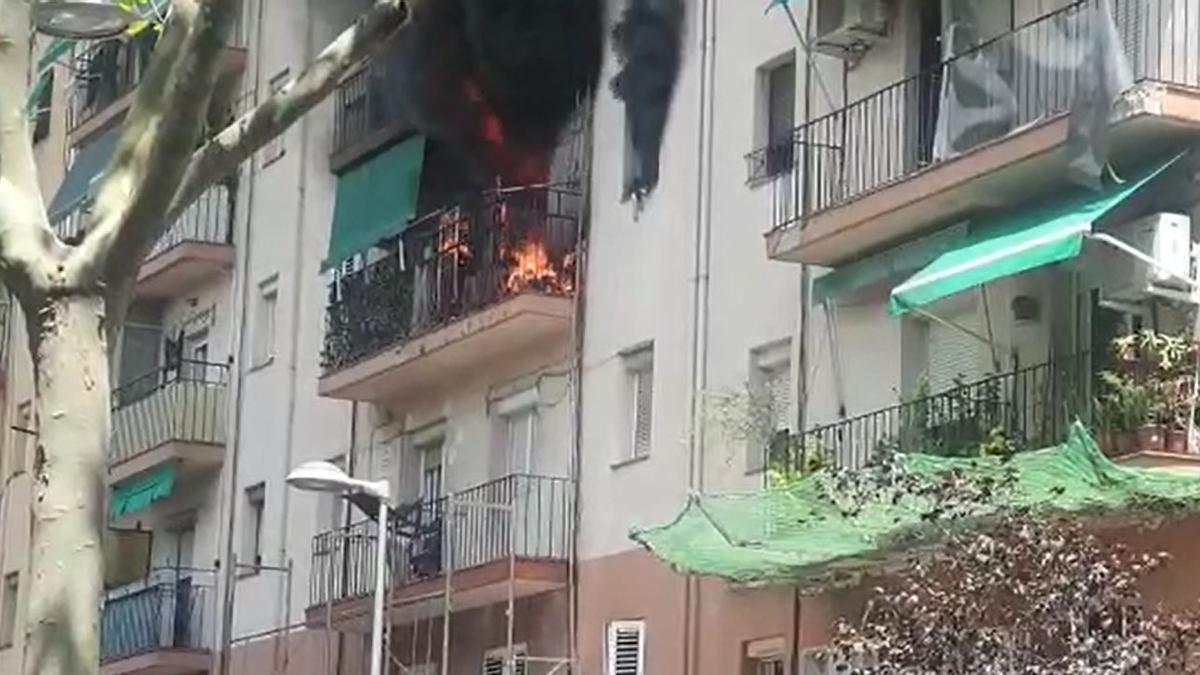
(410, 440, 444, 578)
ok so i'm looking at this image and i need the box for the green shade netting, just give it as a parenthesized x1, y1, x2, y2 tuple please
(324, 135, 426, 270)
(631, 423, 1200, 586)
(888, 157, 1180, 316)
(110, 464, 176, 519)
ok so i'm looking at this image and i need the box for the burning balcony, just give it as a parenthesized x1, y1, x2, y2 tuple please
(108, 361, 228, 510)
(101, 570, 213, 675)
(306, 474, 572, 630)
(764, 0, 1200, 267)
(318, 186, 581, 402)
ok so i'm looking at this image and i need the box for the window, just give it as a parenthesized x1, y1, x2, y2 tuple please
(242, 483, 266, 570)
(32, 70, 53, 144)
(8, 401, 33, 480)
(505, 407, 537, 474)
(619, 344, 654, 462)
(318, 455, 347, 533)
(252, 276, 278, 367)
(0, 573, 17, 649)
(483, 644, 527, 675)
(746, 637, 786, 675)
(261, 69, 290, 166)
(756, 55, 796, 178)
(748, 341, 792, 472)
(606, 620, 645, 675)
(419, 442, 443, 501)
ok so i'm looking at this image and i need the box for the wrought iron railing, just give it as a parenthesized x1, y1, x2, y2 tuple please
(110, 360, 228, 466)
(332, 51, 407, 161)
(764, 0, 1200, 225)
(783, 354, 1093, 471)
(146, 182, 235, 260)
(321, 186, 582, 372)
(101, 569, 212, 663)
(67, 33, 157, 133)
(309, 474, 573, 607)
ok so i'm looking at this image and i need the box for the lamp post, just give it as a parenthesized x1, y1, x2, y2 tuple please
(286, 461, 391, 675)
(33, 0, 136, 39)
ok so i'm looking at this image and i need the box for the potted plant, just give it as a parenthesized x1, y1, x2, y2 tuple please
(1095, 370, 1161, 456)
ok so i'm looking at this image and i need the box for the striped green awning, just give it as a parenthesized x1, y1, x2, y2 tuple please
(813, 223, 967, 305)
(324, 135, 426, 270)
(110, 465, 176, 519)
(888, 159, 1179, 316)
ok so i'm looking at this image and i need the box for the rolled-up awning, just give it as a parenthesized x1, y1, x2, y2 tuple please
(888, 159, 1179, 316)
(110, 464, 176, 519)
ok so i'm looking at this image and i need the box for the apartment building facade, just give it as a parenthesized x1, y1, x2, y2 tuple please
(5, 1, 1200, 675)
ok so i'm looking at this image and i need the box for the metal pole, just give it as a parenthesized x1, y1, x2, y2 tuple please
(370, 502, 389, 675)
(440, 494, 453, 675)
(506, 484, 516, 675)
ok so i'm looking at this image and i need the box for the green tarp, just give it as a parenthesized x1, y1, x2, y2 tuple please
(324, 135, 426, 269)
(631, 423, 1200, 586)
(110, 464, 176, 519)
(813, 223, 967, 305)
(48, 125, 120, 222)
(888, 158, 1179, 316)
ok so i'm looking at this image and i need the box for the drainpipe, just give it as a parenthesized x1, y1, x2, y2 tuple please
(217, 0, 268, 670)
(685, 0, 718, 672)
(274, 0, 317, 646)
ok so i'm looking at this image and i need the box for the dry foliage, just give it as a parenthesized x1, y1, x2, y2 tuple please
(824, 516, 1200, 674)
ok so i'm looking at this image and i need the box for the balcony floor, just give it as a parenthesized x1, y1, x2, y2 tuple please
(305, 558, 568, 632)
(101, 649, 211, 675)
(109, 440, 224, 487)
(319, 293, 574, 403)
(136, 242, 234, 299)
(767, 82, 1200, 267)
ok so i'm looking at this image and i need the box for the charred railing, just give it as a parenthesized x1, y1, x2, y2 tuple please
(309, 474, 573, 607)
(110, 360, 228, 466)
(762, 0, 1200, 226)
(779, 354, 1093, 471)
(321, 186, 582, 373)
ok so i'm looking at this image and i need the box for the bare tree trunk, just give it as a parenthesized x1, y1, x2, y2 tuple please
(22, 293, 110, 675)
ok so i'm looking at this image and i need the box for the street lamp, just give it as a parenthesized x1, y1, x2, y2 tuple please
(33, 0, 136, 39)
(286, 461, 391, 675)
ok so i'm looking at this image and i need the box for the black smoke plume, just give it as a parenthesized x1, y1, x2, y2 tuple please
(377, 0, 602, 187)
(610, 0, 684, 202)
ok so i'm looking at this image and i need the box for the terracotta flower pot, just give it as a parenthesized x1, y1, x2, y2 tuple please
(1166, 428, 1189, 455)
(1135, 425, 1166, 454)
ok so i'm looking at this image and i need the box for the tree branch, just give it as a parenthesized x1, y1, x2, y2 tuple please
(0, 0, 64, 300)
(165, 0, 412, 224)
(68, 0, 239, 291)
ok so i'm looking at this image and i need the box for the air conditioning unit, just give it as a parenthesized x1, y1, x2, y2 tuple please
(1097, 212, 1194, 304)
(814, 0, 891, 58)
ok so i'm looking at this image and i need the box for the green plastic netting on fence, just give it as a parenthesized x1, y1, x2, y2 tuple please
(631, 423, 1200, 587)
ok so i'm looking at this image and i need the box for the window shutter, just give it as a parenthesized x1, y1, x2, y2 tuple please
(607, 621, 645, 675)
(482, 656, 504, 675)
(926, 309, 985, 394)
(633, 368, 653, 457)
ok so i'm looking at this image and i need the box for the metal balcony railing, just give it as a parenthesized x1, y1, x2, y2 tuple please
(67, 33, 157, 133)
(110, 360, 228, 466)
(332, 56, 408, 161)
(763, 0, 1200, 228)
(146, 182, 235, 261)
(101, 569, 213, 663)
(782, 354, 1093, 472)
(309, 474, 573, 607)
(321, 186, 582, 373)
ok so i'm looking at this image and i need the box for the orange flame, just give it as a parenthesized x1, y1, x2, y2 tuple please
(505, 239, 561, 293)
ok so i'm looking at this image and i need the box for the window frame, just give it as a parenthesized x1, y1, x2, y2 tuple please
(252, 275, 279, 368)
(605, 620, 646, 675)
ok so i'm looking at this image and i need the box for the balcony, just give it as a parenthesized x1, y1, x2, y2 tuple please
(135, 183, 236, 299)
(101, 570, 212, 675)
(331, 55, 408, 171)
(318, 187, 580, 403)
(67, 34, 248, 144)
(764, 0, 1200, 266)
(306, 474, 573, 629)
(109, 361, 228, 487)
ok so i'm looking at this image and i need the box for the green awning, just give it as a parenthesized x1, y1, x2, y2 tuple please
(631, 423, 1200, 586)
(110, 465, 176, 519)
(48, 125, 120, 223)
(324, 135, 426, 269)
(888, 159, 1179, 316)
(813, 223, 967, 305)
